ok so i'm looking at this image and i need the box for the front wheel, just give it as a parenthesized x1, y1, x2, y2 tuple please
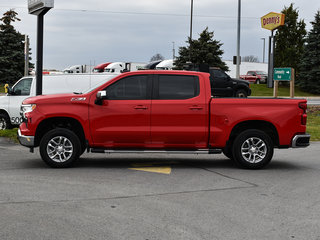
(255, 79, 261, 84)
(0, 113, 12, 130)
(39, 128, 81, 168)
(232, 129, 274, 169)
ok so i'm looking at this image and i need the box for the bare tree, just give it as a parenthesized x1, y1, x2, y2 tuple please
(150, 53, 164, 62)
(242, 55, 259, 62)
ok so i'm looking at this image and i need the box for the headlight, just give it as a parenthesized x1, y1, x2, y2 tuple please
(20, 104, 36, 118)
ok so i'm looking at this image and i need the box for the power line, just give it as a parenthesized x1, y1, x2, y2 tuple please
(0, 5, 259, 20)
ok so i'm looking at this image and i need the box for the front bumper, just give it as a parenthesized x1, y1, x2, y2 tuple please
(18, 129, 35, 147)
(292, 134, 310, 148)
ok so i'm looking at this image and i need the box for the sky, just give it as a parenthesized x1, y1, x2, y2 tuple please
(0, 0, 319, 70)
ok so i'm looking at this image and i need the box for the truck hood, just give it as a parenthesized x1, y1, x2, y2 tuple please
(22, 93, 87, 105)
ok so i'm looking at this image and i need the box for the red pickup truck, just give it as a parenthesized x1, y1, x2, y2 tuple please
(240, 71, 268, 84)
(18, 70, 310, 169)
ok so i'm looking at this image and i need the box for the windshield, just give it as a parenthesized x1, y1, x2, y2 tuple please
(82, 74, 119, 94)
(256, 71, 267, 75)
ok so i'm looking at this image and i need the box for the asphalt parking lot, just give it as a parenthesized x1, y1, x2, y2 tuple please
(1, 138, 320, 240)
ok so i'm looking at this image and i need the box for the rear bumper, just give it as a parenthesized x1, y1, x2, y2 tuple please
(18, 129, 35, 147)
(292, 134, 310, 148)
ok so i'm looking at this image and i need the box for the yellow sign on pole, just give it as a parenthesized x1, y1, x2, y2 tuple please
(261, 12, 285, 31)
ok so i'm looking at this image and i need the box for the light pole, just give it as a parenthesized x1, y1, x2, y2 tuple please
(28, 0, 54, 95)
(172, 41, 175, 60)
(190, 0, 193, 41)
(236, 0, 241, 78)
(261, 38, 265, 63)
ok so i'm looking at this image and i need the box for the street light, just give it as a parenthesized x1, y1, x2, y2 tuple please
(261, 38, 265, 63)
(236, 0, 241, 78)
(190, 0, 193, 41)
(28, 0, 54, 96)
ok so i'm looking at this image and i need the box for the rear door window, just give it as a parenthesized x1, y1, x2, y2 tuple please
(155, 75, 199, 100)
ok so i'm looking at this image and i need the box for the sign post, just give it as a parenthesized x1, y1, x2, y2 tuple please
(273, 68, 295, 98)
(28, 0, 54, 96)
(261, 12, 285, 88)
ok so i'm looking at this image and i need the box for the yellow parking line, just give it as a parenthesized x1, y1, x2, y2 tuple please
(129, 162, 173, 174)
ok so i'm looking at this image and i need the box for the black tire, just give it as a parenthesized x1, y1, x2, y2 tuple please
(232, 129, 274, 169)
(0, 113, 12, 130)
(39, 128, 81, 168)
(255, 79, 261, 84)
(235, 89, 247, 98)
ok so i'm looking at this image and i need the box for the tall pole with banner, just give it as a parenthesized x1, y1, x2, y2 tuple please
(261, 12, 285, 88)
(28, 0, 54, 96)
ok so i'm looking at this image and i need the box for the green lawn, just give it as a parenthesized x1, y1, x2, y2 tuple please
(250, 84, 319, 97)
(307, 106, 320, 141)
(0, 128, 19, 143)
(0, 83, 5, 93)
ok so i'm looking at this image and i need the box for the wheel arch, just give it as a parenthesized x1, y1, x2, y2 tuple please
(34, 117, 86, 148)
(227, 120, 279, 148)
(233, 85, 250, 96)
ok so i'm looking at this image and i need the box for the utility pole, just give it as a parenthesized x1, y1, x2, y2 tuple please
(261, 38, 265, 63)
(24, 35, 30, 76)
(172, 41, 175, 60)
(236, 0, 241, 78)
(190, 0, 194, 41)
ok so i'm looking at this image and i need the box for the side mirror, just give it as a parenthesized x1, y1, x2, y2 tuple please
(95, 90, 107, 105)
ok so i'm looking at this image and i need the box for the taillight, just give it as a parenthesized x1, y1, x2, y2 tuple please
(299, 102, 307, 114)
(299, 102, 307, 125)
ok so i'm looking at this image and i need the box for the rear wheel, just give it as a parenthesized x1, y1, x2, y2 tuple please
(0, 113, 12, 130)
(39, 128, 81, 168)
(232, 129, 273, 169)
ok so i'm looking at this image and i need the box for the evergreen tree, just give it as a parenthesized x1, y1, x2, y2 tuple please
(175, 27, 228, 71)
(298, 11, 320, 94)
(274, 4, 306, 80)
(0, 10, 26, 85)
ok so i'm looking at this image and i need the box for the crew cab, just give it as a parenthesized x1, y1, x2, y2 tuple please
(18, 70, 310, 169)
(240, 71, 268, 84)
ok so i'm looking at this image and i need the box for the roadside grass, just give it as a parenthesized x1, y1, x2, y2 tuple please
(0, 83, 5, 93)
(250, 84, 319, 97)
(307, 106, 320, 141)
(0, 128, 19, 143)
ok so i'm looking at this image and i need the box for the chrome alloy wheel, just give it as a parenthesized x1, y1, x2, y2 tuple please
(47, 136, 73, 163)
(241, 137, 267, 163)
(0, 117, 6, 130)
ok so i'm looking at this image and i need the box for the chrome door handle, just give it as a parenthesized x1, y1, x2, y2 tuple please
(189, 106, 203, 110)
(134, 105, 148, 110)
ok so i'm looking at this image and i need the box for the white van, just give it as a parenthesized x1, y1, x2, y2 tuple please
(0, 73, 119, 130)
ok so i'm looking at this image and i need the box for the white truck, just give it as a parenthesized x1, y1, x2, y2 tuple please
(156, 59, 174, 70)
(0, 73, 119, 130)
(63, 65, 93, 74)
(104, 62, 145, 73)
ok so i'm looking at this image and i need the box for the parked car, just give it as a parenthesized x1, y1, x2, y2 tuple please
(18, 70, 309, 169)
(240, 71, 268, 84)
